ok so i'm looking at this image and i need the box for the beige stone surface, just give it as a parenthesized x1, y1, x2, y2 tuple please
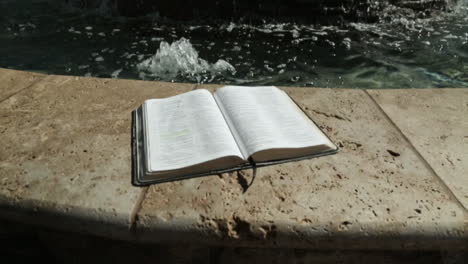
(136, 86, 467, 249)
(0, 73, 194, 237)
(1, 70, 466, 249)
(0, 68, 45, 101)
(368, 89, 468, 210)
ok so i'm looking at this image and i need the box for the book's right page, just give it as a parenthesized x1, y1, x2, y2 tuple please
(214, 86, 337, 163)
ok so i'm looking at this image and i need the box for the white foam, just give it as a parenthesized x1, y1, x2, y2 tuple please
(137, 38, 235, 82)
(342, 38, 351, 50)
(111, 69, 122, 78)
(226, 22, 236, 32)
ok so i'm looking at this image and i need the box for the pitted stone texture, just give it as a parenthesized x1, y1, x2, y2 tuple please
(0, 74, 194, 238)
(0, 68, 45, 101)
(136, 87, 467, 249)
(368, 89, 468, 211)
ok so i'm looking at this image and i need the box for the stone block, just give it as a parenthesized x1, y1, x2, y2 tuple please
(368, 88, 468, 210)
(135, 86, 467, 249)
(0, 74, 194, 238)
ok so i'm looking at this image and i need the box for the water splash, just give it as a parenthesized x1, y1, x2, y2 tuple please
(137, 38, 235, 82)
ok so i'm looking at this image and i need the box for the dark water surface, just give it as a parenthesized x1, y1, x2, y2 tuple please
(1, 0, 468, 88)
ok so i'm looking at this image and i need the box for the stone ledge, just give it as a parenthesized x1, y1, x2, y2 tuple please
(135, 85, 467, 250)
(0, 70, 194, 239)
(0, 69, 466, 249)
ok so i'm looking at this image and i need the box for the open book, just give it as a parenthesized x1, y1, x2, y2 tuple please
(132, 86, 338, 186)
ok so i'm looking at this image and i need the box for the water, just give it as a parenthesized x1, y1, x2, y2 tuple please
(1, 0, 468, 88)
(137, 38, 235, 83)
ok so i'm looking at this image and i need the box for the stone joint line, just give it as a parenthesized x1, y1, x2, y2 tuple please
(129, 187, 149, 229)
(364, 89, 468, 214)
(0, 74, 48, 104)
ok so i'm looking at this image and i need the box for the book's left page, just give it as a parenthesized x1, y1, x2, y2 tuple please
(143, 89, 245, 175)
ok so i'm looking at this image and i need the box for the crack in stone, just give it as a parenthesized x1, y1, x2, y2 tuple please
(311, 109, 350, 121)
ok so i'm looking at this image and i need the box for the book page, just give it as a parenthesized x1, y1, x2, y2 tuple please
(143, 89, 245, 172)
(214, 86, 335, 161)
